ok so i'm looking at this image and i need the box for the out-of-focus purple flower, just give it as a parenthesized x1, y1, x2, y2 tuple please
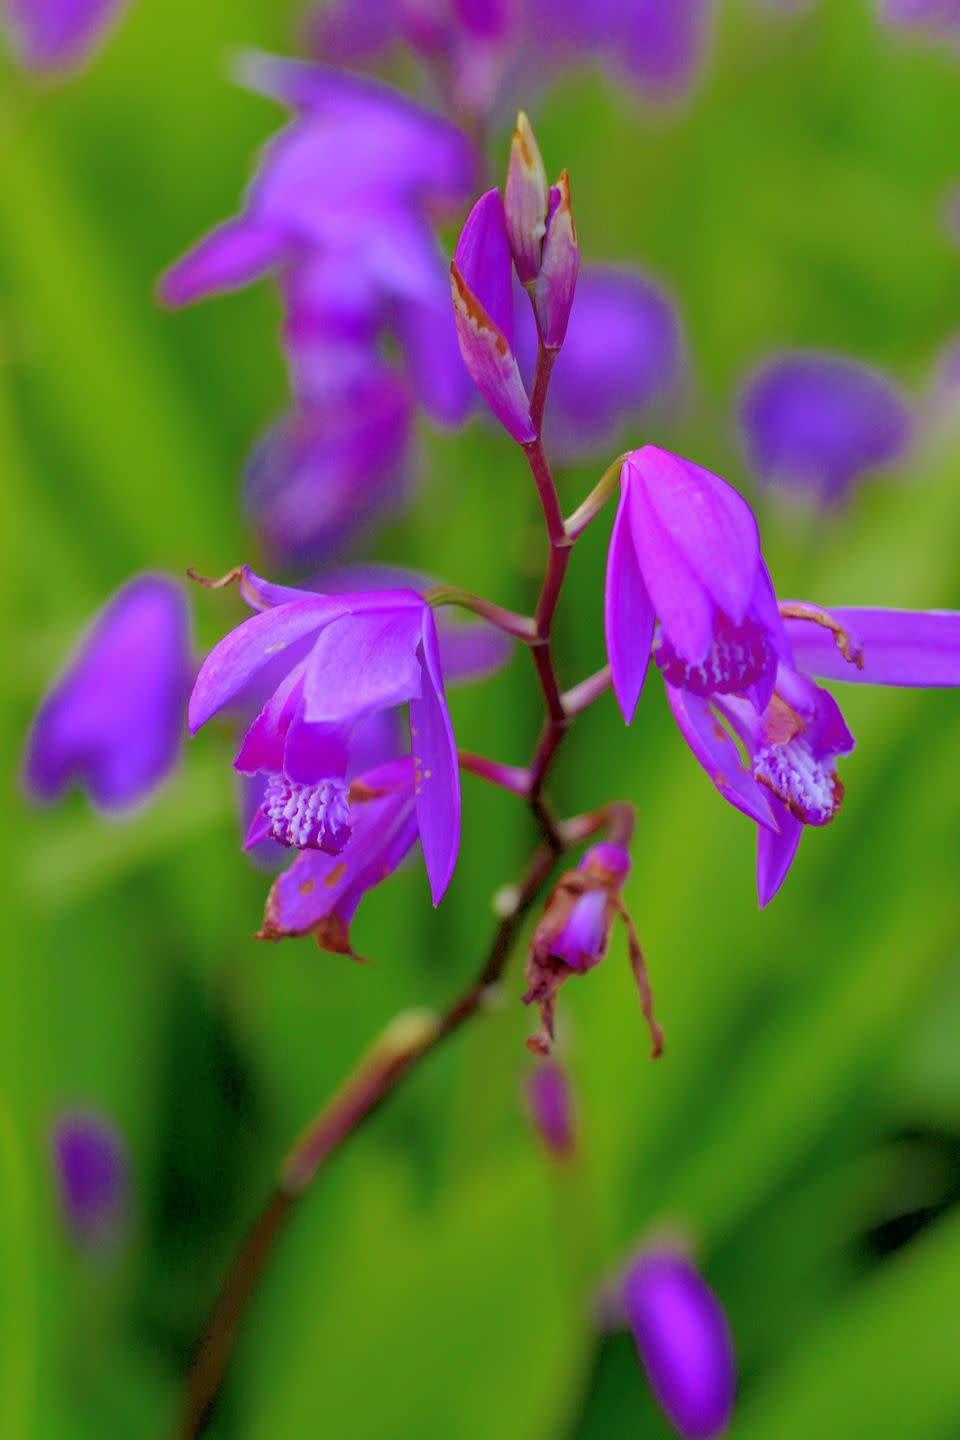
(516, 266, 684, 462)
(622, 1249, 735, 1439)
(879, 0, 960, 41)
(24, 574, 192, 812)
(605, 447, 790, 726)
(160, 58, 477, 566)
(2, 0, 128, 73)
(190, 568, 460, 905)
(739, 353, 912, 505)
(256, 757, 420, 955)
(305, 0, 711, 115)
(525, 1060, 576, 1157)
(524, 842, 662, 1057)
(51, 1110, 131, 1253)
(452, 187, 537, 444)
(245, 374, 415, 567)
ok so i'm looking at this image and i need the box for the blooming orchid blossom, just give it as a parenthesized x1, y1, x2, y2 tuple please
(605, 445, 960, 905)
(605, 446, 791, 724)
(24, 574, 192, 812)
(189, 569, 460, 908)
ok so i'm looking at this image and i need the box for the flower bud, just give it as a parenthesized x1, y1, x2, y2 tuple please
(524, 1060, 575, 1157)
(451, 189, 536, 444)
(534, 171, 579, 351)
(51, 1110, 131, 1254)
(622, 1250, 735, 1440)
(504, 111, 550, 284)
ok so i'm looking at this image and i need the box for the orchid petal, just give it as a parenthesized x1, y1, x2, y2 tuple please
(158, 220, 291, 308)
(665, 685, 779, 832)
(301, 605, 424, 725)
(785, 606, 960, 687)
(757, 801, 804, 907)
(410, 609, 461, 905)
(604, 481, 655, 723)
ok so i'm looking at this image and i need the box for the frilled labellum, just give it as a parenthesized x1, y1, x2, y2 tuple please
(523, 842, 662, 1058)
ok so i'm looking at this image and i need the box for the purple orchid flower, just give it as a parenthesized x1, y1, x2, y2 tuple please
(189, 569, 460, 906)
(24, 574, 192, 812)
(739, 352, 912, 506)
(622, 1248, 735, 1440)
(605, 446, 790, 725)
(525, 1060, 576, 1157)
(51, 1109, 131, 1253)
(2, 0, 128, 73)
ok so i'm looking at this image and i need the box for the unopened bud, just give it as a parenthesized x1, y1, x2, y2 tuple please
(534, 171, 579, 351)
(525, 1060, 576, 1157)
(451, 189, 536, 444)
(504, 111, 550, 284)
(622, 1249, 736, 1440)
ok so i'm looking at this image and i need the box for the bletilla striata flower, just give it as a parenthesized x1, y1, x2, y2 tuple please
(189, 568, 461, 910)
(525, 1060, 576, 1158)
(739, 352, 912, 506)
(622, 1248, 735, 1440)
(2, 0, 128, 73)
(524, 842, 662, 1058)
(24, 574, 192, 812)
(605, 446, 791, 725)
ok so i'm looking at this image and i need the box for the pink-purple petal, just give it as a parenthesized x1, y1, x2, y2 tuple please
(411, 609, 461, 905)
(301, 606, 424, 726)
(604, 481, 656, 723)
(756, 801, 804, 907)
(665, 685, 779, 832)
(785, 606, 960, 687)
(158, 221, 292, 308)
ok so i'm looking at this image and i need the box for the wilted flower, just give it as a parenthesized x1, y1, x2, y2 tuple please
(524, 1060, 576, 1157)
(605, 447, 790, 725)
(523, 842, 662, 1057)
(2, 0, 128, 73)
(51, 1109, 131, 1254)
(739, 352, 912, 506)
(622, 1248, 735, 1439)
(24, 574, 192, 812)
(189, 568, 460, 905)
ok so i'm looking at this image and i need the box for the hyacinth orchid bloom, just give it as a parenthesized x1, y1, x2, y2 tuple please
(2, 0, 128, 73)
(524, 1060, 576, 1158)
(622, 1248, 736, 1440)
(605, 445, 960, 905)
(605, 446, 791, 723)
(24, 574, 192, 812)
(188, 568, 460, 908)
(739, 352, 912, 505)
(523, 842, 663, 1058)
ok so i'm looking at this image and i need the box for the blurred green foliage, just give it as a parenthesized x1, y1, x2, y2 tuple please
(4, 1, 960, 1436)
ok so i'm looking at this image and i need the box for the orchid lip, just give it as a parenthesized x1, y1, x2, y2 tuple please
(752, 735, 842, 826)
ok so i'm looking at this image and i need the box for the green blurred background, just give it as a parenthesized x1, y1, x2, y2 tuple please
(5, 1, 960, 1435)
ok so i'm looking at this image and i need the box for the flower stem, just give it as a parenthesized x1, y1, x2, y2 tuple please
(425, 585, 537, 642)
(176, 841, 559, 1440)
(458, 750, 530, 796)
(563, 454, 625, 541)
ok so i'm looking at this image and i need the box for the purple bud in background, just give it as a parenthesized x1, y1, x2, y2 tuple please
(880, 0, 960, 41)
(534, 173, 579, 351)
(525, 1061, 576, 1157)
(24, 574, 192, 811)
(451, 188, 536, 443)
(739, 352, 912, 505)
(622, 1250, 735, 1439)
(51, 1110, 131, 1253)
(504, 111, 550, 284)
(2, 0, 129, 73)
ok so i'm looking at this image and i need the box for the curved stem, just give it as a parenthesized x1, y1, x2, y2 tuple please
(563, 665, 612, 717)
(425, 586, 537, 643)
(458, 750, 530, 796)
(563, 454, 625, 542)
(176, 841, 558, 1440)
